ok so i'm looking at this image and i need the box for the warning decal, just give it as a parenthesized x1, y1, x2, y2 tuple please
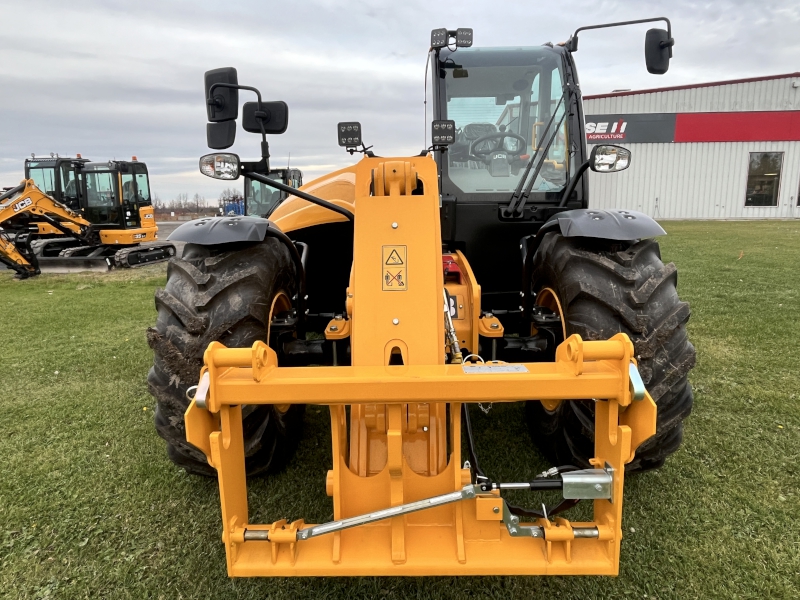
(382, 245, 407, 291)
(385, 248, 404, 265)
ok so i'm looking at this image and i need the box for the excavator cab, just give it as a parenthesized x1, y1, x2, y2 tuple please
(24, 156, 88, 211)
(80, 160, 152, 229)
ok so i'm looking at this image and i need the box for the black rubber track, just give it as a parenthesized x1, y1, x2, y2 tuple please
(147, 240, 304, 477)
(525, 232, 695, 473)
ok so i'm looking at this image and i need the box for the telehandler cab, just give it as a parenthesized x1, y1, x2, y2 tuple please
(148, 18, 694, 576)
(0, 155, 175, 278)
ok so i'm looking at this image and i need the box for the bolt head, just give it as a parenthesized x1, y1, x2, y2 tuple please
(330, 325, 338, 331)
(391, 222, 398, 229)
(392, 318, 399, 325)
(492, 506, 500, 514)
(490, 323, 499, 329)
(594, 483, 603, 492)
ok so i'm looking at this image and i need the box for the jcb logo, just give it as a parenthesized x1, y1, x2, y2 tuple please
(143, 213, 153, 219)
(133, 233, 146, 239)
(13, 197, 32, 212)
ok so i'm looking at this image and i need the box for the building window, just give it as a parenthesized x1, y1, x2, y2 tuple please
(745, 152, 783, 207)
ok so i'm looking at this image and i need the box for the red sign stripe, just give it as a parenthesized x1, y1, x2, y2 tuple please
(674, 111, 800, 142)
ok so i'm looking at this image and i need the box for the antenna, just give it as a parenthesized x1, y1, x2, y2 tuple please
(287, 152, 290, 170)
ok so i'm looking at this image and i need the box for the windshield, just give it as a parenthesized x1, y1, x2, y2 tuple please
(27, 164, 57, 197)
(83, 170, 120, 225)
(441, 48, 568, 196)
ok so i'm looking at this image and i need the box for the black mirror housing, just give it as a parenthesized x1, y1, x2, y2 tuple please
(242, 101, 289, 135)
(645, 28, 672, 74)
(207, 121, 236, 149)
(205, 67, 239, 122)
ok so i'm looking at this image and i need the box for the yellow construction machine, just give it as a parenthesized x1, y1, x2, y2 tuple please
(0, 156, 175, 278)
(148, 19, 694, 576)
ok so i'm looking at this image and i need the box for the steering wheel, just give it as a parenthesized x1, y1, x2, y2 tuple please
(469, 132, 527, 162)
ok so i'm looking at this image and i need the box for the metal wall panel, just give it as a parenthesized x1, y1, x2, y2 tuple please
(587, 141, 800, 219)
(585, 77, 800, 114)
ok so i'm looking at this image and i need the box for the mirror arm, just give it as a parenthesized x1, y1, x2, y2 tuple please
(209, 82, 273, 160)
(558, 159, 591, 207)
(567, 17, 672, 56)
(244, 171, 355, 223)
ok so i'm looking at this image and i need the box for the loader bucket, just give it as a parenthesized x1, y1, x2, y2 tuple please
(184, 156, 657, 576)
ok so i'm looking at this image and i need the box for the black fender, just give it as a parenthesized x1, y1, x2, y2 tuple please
(168, 216, 277, 245)
(541, 209, 665, 241)
(521, 209, 666, 315)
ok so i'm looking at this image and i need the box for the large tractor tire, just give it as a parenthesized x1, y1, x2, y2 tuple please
(526, 232, 695, 472)
(147, 240, 304, 477)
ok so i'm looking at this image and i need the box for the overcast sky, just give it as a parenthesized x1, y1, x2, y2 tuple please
(1, 0, 798, 203)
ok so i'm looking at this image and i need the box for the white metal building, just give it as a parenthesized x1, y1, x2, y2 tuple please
(583, 73, 800, 219)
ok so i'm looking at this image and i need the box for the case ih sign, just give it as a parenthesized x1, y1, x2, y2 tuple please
(586, 111, 800, 144)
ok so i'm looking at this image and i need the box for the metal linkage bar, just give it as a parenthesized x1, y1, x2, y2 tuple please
(242, 471, 612, 543)
(244, 485, 482, 542)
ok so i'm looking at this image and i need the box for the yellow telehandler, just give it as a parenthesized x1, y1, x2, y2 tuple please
(148, 19, 694, 576)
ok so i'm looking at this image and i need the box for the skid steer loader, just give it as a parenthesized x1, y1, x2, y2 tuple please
(0, 156, 175, 278)
(148, 18, 694, 576)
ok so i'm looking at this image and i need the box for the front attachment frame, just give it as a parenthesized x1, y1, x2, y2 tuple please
(185, 333, 656, 576)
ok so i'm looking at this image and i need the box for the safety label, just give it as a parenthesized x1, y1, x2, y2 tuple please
(382, 245, 407, 291)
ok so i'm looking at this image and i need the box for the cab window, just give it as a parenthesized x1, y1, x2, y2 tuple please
(135, 171, 151, 203)
(28, 166, 57, 196)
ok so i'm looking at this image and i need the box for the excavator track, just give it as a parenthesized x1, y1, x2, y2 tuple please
(114, 243, 176, 268)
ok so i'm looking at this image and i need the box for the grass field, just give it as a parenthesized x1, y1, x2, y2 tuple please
(1, 221, 799, 599)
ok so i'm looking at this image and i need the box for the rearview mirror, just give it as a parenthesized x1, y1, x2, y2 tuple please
(590, 145, 631, 173)
(644, 28, 672, 74)
(242, 101, 289, 134)
(206, 121, 236, 150)
(204, 68, 239, 122)
(199, 153, 240, 180)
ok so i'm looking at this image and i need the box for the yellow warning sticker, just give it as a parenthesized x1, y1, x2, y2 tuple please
(382, 245, 407, 291)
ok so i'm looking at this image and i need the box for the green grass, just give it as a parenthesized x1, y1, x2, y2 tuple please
(1, 221, 799, 599)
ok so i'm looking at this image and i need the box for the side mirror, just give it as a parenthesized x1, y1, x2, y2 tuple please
(590, 145, 631, 173)
(645, 28, 673, 74)
(242, 101, 289, 134)
(206, 121, 236, 150)
(205, 68, 239, 149)
(204, 68, 239, 122)
(199, 153, 240, 180)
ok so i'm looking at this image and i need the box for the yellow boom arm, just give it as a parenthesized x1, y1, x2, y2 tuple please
(0, 179, 92, 276)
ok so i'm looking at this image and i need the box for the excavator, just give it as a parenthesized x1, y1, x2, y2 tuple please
(0, 155, 175, 278)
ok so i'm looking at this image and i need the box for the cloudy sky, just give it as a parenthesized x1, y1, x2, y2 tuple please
(1, 1, 798, 203)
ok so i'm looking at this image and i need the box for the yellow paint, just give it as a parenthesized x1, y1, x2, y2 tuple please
(184, 156, 658, 577)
